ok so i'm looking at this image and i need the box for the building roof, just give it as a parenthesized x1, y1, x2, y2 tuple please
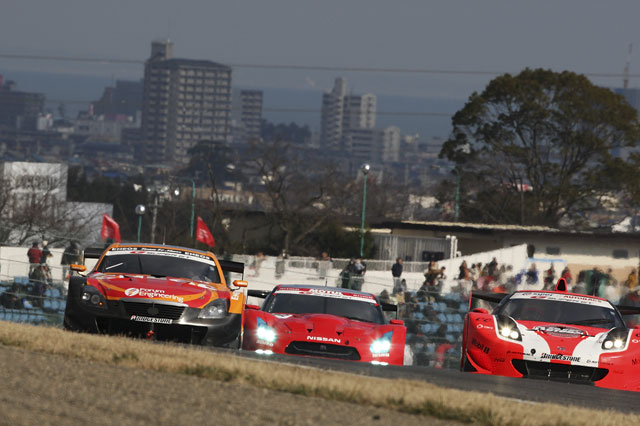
(378, 220, 640, 241)
(150, 58, 231, 71)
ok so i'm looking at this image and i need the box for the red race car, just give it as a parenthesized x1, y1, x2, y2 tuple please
(242, 285, 408, 365)
(64, 243, 248, 347)
(462, 279, 640, 391)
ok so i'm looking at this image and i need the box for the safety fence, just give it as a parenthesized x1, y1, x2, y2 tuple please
(0, 278, 67, 325)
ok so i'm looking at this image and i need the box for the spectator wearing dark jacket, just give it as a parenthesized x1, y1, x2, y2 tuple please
(391, 257, 403, 293)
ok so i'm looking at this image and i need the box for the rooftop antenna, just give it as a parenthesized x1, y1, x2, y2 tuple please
(624, 43, 633, 89)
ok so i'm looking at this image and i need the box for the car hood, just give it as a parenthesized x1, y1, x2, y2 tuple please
(268, 313, 386, 340)
(514, 320, 626, 365)
(87, 273, 229, 309)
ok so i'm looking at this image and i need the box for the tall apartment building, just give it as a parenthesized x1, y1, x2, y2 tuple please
(0, 78, 45, 131)
(319, 78, 376, 151)
(240, 90, 263, 142)
(140, 40, 232, 165)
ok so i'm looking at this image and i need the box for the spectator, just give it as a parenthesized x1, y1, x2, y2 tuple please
(544, 263, 556, 289)
(392, 279, 408, 299)
(458, 260, 470, 280)
(250, 251, 266, 277)
(275, 250, 287, 279)
(27, 241, 42, 275)
(391, 257, 403, 292)
(487, 257, 498, 278)
(29, 264, 50, 308)
(40, 240, 52, 265)
(350, 257, 366, 290)
(525, 263, 538, 285)
(626, 268, 638, 290)
(340, 259, 355, 288)
(61, 241, 80, 281)
(317, 251, 332, 280)
(561, 266, 573, 285)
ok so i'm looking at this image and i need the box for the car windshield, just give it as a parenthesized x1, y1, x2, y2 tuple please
(263, 293, 385, 324)
(496, 298, 624, 329)
(97, 253, 221, 283)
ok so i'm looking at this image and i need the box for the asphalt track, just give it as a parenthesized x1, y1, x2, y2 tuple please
(229, 349, 640, 415)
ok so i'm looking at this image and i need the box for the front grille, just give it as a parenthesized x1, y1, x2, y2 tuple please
(122, 301, 185, 320)
(285, 341, 361, 360)
(512, 359, 608, 384)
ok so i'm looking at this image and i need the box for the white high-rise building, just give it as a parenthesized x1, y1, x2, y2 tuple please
(320, 78, 376, 151)
(141, 40, 232, 165)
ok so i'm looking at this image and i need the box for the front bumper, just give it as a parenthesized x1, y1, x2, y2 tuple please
(65, 297, 241, 346)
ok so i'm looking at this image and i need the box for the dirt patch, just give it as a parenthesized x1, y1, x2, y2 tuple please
(0, 345, 450, 426)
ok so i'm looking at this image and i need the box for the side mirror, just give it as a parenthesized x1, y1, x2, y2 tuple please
(70, 264, 86, 273)
(472, 308, 489, 314)
(246, 304, 260, 310)
(390, 319, 404, 326)
(233, 280, 248, 288)
(633, 325, 640, 329)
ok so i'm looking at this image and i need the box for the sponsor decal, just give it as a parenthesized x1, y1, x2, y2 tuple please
(256, 340, 274, 347)
(123, 287, 184, 303)
(511, 291, 611, 308)
(472, 338, 490, 354)
(276, 287, 377, 304)
(231, 292, 241, 300)
(372, 353, 390, 358)
(125, 288, 139, 297)
(494, 358, 506, 363)
(532, 325, 586, 337)
(107, 246, 215, 265)
(476, 324, 493, 330)
(130, 315, 172, 324)
(306, 335, 341, 344)
(632, 358, 640, 366)
(274, 314, 293, 319)
(541, 353, 580, 362)
(633, 339, 640, 344)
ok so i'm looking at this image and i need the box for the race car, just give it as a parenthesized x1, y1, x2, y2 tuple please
(461, 278, 640, 391)
(63, 243, 248, 347)
(242, 285, 408, 365)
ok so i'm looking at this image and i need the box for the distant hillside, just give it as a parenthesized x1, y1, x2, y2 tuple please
(1, 70, 462, 138)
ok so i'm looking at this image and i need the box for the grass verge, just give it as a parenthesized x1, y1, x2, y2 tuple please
(0, 321, 637, 426)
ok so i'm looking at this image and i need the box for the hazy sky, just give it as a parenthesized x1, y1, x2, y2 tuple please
(2, 0, 640, 99)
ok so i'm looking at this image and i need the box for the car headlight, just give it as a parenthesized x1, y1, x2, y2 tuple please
(198, 298, 228, 319)
(81, 286, 107, 309)
(496, 315, 522, 341)
(370, 331, 393, 354)
(256, 317, 277, 343)
(602, 328, 628, 350)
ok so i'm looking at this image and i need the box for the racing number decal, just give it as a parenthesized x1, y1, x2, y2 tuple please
(229, 291, 245, 314)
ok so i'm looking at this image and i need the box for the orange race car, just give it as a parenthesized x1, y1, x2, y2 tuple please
(63, 243, 247, 347)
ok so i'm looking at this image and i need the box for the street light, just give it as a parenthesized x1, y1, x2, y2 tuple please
(135, 204, 146, 242)
(360, 163, 370, 257)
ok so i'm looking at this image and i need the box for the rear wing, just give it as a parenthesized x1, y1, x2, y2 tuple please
(469, 290, 508, 312)
(219, 260, 244, 275)
(247, 289, 270, 299)
(83, 246, 106, 260)
(616, 305, 640, 316)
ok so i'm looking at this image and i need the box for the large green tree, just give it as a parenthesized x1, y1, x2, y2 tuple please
(439, 68, 640, 227)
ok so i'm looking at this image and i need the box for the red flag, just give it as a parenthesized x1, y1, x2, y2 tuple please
(101, 214, 121, 243)
(196, 216, 215, 247)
